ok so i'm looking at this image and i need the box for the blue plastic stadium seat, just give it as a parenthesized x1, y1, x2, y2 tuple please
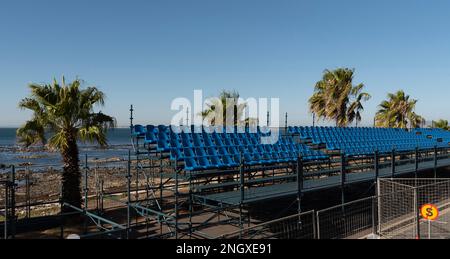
(196, 152, 212, 169)
(242, 152, 258, 165)
(171, 148, 184, 161)
(193, 134, 204, 147)
(157, 138, 170, 152)
(221, 154, 238, 167)
(144, 125, 158, 144)
(184, 157, 202, 171)
(223, 137, 233, 146)
(133, 125, 146, 137)
(203, 133, 214, 146)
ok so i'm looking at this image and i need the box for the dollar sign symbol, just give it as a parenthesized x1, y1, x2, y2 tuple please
(426, 208, 433, 217)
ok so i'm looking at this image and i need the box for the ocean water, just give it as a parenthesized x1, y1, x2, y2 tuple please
(0, 127, 288, 168)
(0, 128, 133, 167)
(0, 128, 132, 147)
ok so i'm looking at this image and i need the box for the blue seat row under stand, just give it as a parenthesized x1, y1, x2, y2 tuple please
(170, 132, 328, 171)
(133, 125, 329, 171)
(173, 143, 327, 171)
(287, 126, 446, 156)
(413, 128, 450, 147)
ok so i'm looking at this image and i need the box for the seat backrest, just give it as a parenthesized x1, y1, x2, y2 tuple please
(183, 148, 196, 157)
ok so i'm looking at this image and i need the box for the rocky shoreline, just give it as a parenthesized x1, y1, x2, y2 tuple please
(0, 144, 133, 168)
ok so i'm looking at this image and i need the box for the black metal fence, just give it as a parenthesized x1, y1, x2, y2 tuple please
(217, 210, 316, 239)
(217, 197, 377, 239)
(316, 197, 376, 239)
(378, 178, 450, 239)
(218, 179, 450, 240)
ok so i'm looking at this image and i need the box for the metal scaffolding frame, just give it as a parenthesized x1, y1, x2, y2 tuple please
(0, 164, 16, 239)
(126, 105, 450, 239)
(1, 106, 449, 239)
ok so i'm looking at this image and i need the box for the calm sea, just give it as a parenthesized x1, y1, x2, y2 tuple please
(0, 127, 288, 167)
(0, 128, 133, 167)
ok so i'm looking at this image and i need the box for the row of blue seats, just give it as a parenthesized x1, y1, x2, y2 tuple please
(414, 128, 450, 142)
(169, 132, 328, 170)
(170, 142, 324, 160)
(306, 130, 418, 137)
(289, 126, 403, 132)
(170, 134, 294, 149)
(163, 131, 280, 152)
(132, 125, 328, 171)
(174, 143, 327, 171)
(287, 126, 444, 155)
(136, 125, 274, 151)
(311, 136, 423, 145)
(288, 126, 404, 135)
(133, 124, 273, 136)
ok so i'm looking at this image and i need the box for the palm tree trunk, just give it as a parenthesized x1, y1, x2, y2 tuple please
(61, 132, 82, 212)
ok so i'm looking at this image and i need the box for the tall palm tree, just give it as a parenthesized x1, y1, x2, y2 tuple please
(309, 68, 371, 127)
(432, 119, 449, 130)
(200, 90, 257, 190)
(17, 78, 116, 210)
(201, 90, 257, 127)
(375, 90, 424, 129)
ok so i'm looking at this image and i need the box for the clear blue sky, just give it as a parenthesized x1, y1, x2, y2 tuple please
(1, 0, 449, 127)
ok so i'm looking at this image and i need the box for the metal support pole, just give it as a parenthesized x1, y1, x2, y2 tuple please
(159, 151, 163, 205)
(316, 211, 321, 239)
(135, 137, 140, 206)
(240, 153, 245, 202)
(374, 151, 379, 183)
(267, 111, 270, 127)
(189, 174, 193, 239)
(239, 153, 245, 239)
(82, 155, 89, 234)
(129, 104, 134, 134)
(312, 210, 317, 239)
(84, 154, 89, 210)
(415, 147, 419, 179)
(377, 178, 382, 236)
(159, 151, 163, 235)
(100, 180, 104, 214)
(10, 165, 15, 239)
(175, 160, 179, 240)
(285, 113, 288, 133)
(373, 151, 379, 236)
(186, 107, 190, 126)
(434, 146, 438, 179)
(126, 150, 132, 239)
(25, 167, 30, 219)
(59, 182, 64, 239)
(4, 182, 8, 239)
(372, 196, 377, 236)
(391, 149, 396, 178)
(297, 155, 304, 214)
(415, 187, 421, 239)
(341, 153, 346, 207)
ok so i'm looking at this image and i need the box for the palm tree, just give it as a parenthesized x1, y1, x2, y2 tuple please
(17, 78, 116, 210)
(432, 120, 449, 130)
(199, 90, 257, 190)
(375, 90, 424, 129)
(201, 90, 257, 127)
(309, 68, 371, 127)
